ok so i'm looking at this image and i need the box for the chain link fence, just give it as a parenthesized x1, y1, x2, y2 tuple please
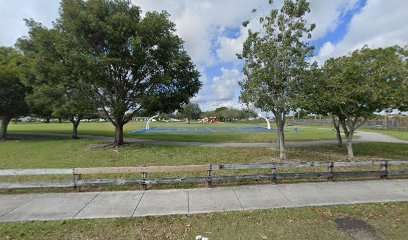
(288, 117, 408, 131)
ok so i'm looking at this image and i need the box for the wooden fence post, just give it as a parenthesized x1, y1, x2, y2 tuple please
(142, 172, 147, 190)
(380, 160, 388, 179)
(73, 174, 81, 192)
(207, 165, 213, 187)
(327, 162, 334, 181)
(272, 164, 277, 184)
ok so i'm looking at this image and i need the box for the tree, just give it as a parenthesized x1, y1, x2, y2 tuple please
(58, 0, 201, 146)
(25, 85, 58, 123)
(337, 47, 407, 159)
(240, 108, 258, 120)
(52, 87, 97, 138)
(0, 47, 30, 140)
(292, 63, 344, 147)
(214, 107, 228, 113)
(391, 45, 408, 112)
(299, 46, 407, 159)
(225, 108, 241, 121)
(17, 20, 60, 123)
(17, 20, 97, 138)
(239, 0, 315, 160)
(201, 108, 258, 121)
(179, 103, 201, 122)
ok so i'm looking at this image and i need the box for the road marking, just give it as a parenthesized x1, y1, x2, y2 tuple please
(206, 127, 216, 133)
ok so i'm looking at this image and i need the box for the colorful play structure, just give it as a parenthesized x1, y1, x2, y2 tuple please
(199, 117, 218, 124)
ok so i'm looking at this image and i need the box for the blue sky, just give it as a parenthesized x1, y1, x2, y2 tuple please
(1, 0, 407, 111)
(311, 0, 367, 56)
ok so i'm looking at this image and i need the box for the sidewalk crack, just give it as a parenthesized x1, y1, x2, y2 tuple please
(232, 188, 245, 210)
(0, 194, 40, 218)
(72, 192, 100, 219)
(132, 190, 146, 217)
(275, 186, 296, 207)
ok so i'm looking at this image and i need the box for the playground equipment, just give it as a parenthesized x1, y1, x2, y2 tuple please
(199, 117, 218, 124)
(261, 117, 271, 130)
(146, 113, 159, 131)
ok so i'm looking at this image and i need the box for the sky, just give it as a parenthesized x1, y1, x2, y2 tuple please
(1, 0, 407, 111)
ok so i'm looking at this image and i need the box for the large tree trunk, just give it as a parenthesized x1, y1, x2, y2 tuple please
(72, 123, 79, 139)
(340, 116, 367, 160)
(277, 122, 286, 160)
(72, 119, 80, 139)
(332, 116, 342, 147)
(114, 123, 124, 147)
(340, 119, 354, 160)
(345, 133, 354, 160)
(70, 116, 82, 139)
(45, 117, 50, 123)
(1, 117, 11, 141)
(274, 111, 286, 160)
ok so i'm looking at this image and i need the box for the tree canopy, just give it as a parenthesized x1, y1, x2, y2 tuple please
(179, 103, 202, 121)
(57, 0, 201, 145)
(201, 107, 258, 122)
(18, 20, 97, 138)
(239, 0, 315, 160)
(297, 46, 408, 159)
(0, 47, 30, 140)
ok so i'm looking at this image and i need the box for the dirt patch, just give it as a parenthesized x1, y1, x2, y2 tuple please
(335, 218, 383, 240)
(84, 143, 117, 150)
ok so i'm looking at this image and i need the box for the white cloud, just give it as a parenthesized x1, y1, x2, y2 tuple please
(191, 67, 244, 110)
(133, 1, 365, 110)
(307, 0, 359, 40)
(315, 0, 408, 63)
(216, 35, 244, 63)
(312, 41, 336, 63)
(134, 0, 360, 66)
(212, 67, 241, 101)
(0, 0, 59, 46)
(214, 0, 360, 63)
(319, 42, 335, 57)
(2, 0, 358, 64)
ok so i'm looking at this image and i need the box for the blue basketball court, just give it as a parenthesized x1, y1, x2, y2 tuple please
(130, 126, 278, 135)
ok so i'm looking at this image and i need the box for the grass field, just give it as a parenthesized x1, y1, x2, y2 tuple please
(2, 135, 407, 170)
(1, 202, 407, 239)
(1, 134, 407, 189)
(8, 121, 339, 143)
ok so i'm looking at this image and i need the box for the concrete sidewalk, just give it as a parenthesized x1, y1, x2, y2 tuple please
(1, 179, 408, 222)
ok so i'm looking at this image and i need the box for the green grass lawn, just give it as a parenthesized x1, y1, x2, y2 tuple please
(8, 121, 339, 143)
(1, 135, 407, 170)
(1, 202, 407, 239)
(1, 134, 407, 189)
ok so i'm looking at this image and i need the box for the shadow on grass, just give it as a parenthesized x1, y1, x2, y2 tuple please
(5, 134, 73, 142)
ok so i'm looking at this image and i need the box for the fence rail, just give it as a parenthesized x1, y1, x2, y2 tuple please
(1, 160, 407, 190)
